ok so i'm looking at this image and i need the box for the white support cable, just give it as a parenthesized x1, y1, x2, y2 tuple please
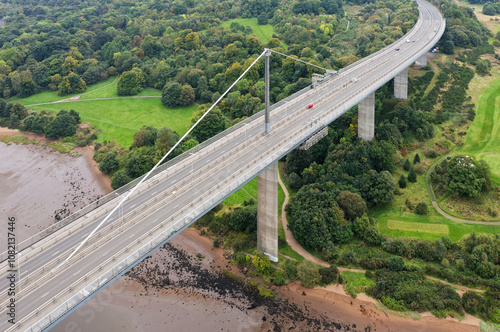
(267, 49, 328, 72)
(56, 49, 268, 270)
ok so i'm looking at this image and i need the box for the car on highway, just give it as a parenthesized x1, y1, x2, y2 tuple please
(406, 39, 410, 43)
(307, 104, 313, 109)
(396, 48, 400, 51)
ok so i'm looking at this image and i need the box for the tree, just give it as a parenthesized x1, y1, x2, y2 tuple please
(179, 84, 195, 106)
(117, 68, 144, 96)
(297, 260, 321, 288)
(319, 265, 339, 285)
(99, 152, 120, 174)
(257, 12, 268, 25)
(336, 191, 367, 221)
(398, 175, 407, 188)
(357, 170, 396, 206)
(415, 202, 428, 215)
(446, 156, 491, 197)
(190, 107, 226, 142)
(58, 72, 86, 96)
(125, 148, 155, 178)
(132, 126, 158, 148)
(45, 110, 78, 139)
(252, 252, 272, 275)
(403, 159, 411, 171)
(408, 166, 417, 183)
(388, 256, 405, 271)
(155, 127, 179, 153)
(111, 170, 131, 190)
(161, 82, 181, 107)
(413, 153, 421, 164)
(288, 183, 352, 252)
(483, 3, 496, 16)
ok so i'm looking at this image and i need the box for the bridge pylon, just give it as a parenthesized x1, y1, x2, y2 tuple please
(394, 67, 408, 99)
(358, 92, 375, 141)
(257, 162, 279, 262)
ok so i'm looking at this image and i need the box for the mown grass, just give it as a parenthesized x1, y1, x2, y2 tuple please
(27, 98, 196, 147)
(387, 220, 449, 234)
(223, 176, 285, 211)
(221, 18, 275, 44)
(341, 271, 375, 298)
(460, 71, 500, 185)
(374, 207, 500, 242)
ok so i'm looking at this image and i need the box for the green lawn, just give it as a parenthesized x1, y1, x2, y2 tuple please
(221, 18, 275, 44)
(80, 78, 161, 99)
(374, 207, 500, 242)
(460, 77, 500, 185)
(28, 98, 196, 147)
(387, 220, 449, 234)
(223, 175, 285, 210)
(341, 271, 375, 298)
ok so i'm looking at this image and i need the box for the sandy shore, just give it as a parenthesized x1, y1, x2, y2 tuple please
(1, 135, 483, 331)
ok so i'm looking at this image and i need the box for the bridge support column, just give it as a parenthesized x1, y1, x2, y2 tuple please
(416, 53, 427, 67)
(257, 162, 278, 262)
(358, 92, 375, 141)
(394, 67, 408, 99)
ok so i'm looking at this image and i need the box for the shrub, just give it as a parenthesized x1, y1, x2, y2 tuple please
(319, 265, 339, 285)
(365, 270, 374, 279)
(388, 256, 405, 271)
(297, 260, 321, 288)
(252, 252, 272, 275)
(321, 241, 339, 262)
(363, 226, 383, 246)
(414, 163, 426, 175)
(398, 175, 407, 188)
(339, 250, 355, 266)
(213, 238, 220, 248)
(408, 167, 417, 183)
(415, 202, 428, 215)
(235, 252, 247, 265)
(403, 159, 411, 171)
(441, 258, 450, 268)
(288, 172, 302, 190)
(273, 270, 286, 285)
(284, 260, 299, 280)
(424, 148, 438, 158)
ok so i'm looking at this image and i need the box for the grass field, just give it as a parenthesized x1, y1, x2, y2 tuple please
(460, 72, 500, 185)
(13, 77, 196, 147)
(221, 18, 275, 44)
(28, 98, 196, 147)
(223, 176, 285, 210)
(387, 220, 449, 234)
(375, 207, 500, 242)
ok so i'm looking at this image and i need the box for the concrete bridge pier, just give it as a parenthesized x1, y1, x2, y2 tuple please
(394, 67, 408, 99)
(358, 92, 375, 141)
(257, 162, 279, 262)
(416, 53, 427, 66)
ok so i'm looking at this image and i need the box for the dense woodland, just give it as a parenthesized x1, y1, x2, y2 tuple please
(1, 0, 499, 324)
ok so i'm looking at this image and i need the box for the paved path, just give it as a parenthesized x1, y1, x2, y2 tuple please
(426, 154, 500, 225)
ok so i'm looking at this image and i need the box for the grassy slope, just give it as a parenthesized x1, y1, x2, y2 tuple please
(460, 71, 500, 185)
(28, 98, 195, 147)
(221, 18, 275, 44)
(15, 77, 195, 147)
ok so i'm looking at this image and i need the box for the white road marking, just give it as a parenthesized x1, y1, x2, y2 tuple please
(51, 250, 60, 257)
(151, 191, 158, 196)
(130, 204, 136, 208)
(152, 218, 159, 223)
(74, 270, 81, 276)
(128, 233, 136, 239)
(42, 292, 50, 298)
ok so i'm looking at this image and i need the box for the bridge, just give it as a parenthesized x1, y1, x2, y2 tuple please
(1, 1, 444, 330)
